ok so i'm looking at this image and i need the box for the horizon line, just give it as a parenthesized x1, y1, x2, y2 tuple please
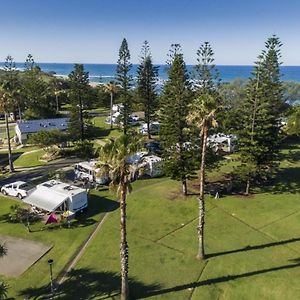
(1, 62, 300, 67)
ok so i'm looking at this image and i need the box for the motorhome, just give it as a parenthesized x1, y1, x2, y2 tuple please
(74, 160, 109, 184)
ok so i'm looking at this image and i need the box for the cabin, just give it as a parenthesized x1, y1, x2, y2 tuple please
(15, 118, 69, 145)
(24, 180, 88, 213)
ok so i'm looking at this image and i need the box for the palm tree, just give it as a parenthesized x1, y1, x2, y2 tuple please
(99, 134, 139, 300)
(187, 93, 217, 260)
(104, 81, 119, 129)
(0, 87, 14, 172)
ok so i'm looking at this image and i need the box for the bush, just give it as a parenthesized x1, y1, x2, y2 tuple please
(73, 140, 95, 159)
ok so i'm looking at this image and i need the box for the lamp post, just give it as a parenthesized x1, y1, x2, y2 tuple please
(48, 259, 54, 299)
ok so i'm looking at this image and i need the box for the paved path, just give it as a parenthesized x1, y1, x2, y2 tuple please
(1, 157, 81, 185)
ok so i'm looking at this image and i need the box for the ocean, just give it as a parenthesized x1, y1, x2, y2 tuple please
(1, 63, 300, 83)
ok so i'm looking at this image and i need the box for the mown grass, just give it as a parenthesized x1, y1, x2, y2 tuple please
(2, 143, 300, 299)
(0, 188, 117, 299)
(12, 149, 47, 168)
(54, 144, 300, 300)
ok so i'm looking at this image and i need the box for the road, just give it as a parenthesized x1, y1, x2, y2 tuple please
(1, 157, 81, 185)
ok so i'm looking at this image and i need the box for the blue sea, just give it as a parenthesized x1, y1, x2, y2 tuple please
(1, 63, 300, 83)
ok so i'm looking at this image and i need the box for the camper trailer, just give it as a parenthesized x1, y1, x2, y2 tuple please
(24, 180, 88, 213)
(74, 160, 109, 184)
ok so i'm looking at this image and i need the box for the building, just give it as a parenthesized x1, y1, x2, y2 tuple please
(15, 118, 69, 145)
(24, 180, 88, 213)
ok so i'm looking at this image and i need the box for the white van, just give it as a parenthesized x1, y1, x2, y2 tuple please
(74, 161, 109, 184)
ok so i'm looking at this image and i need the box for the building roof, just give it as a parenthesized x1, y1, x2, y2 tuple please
(16, 118, 69, 134)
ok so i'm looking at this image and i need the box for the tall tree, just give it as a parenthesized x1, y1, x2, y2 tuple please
(104, 81, 119, 129)
(160, 44, 194, 195)
(3, 55, 22, 121)
(68, 64, 90, 141)
(0, 55, 22, 172)
(188, 42, 220, 260)
(22, 54, 53, 119)
(99, 134, 139, 300)
(116, 38, 133, 134)
(286, 105, 300, 136)
(238, 35, 284, 194)
(137, 41, 158, 139)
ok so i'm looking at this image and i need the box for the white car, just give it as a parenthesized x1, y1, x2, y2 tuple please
(1, 181, 32, 199)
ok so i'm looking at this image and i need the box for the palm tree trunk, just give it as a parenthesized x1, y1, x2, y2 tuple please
(55, 93, 59, 112)
(182, 180, 187, 196)
(147, 120, 151, 140)
(197, 125, 208, 260)
(5, 112, 14, 172)
(79, 95, 84, 141)
(120, 172, 129, 300)
(245, 179, 250, 195)
(110, 92, 113, 129)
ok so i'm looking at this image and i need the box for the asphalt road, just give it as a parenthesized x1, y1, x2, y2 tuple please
(1, 157, 81, 186)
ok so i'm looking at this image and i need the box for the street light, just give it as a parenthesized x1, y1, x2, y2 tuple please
(48, 259, 54, 299)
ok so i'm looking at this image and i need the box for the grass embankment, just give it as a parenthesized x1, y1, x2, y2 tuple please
(0, 188, 116, 299)
(55, 144, 300, 299)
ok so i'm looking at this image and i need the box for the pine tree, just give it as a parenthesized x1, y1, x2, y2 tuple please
(160, 44, 194, 195)
(68, 64, 90, 141)
(238, 35, 284, 194)
(116, 38, 133, 134)
(22, 54, 53, 119)
(137, 41, 158, 139)
(0, 55, 22, 172)
(188, 42, 220, 260)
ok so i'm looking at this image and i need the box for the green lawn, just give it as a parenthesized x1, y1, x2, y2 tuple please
(90, 116, 122, 140)
(53, 145, 300, 299)
(13, 149, 47, 168)
(2, 144, 300, 299)
(0, 189, 116, 299)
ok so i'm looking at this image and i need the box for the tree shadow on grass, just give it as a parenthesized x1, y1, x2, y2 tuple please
(141, 259, 300, 299)
(260, 167, 300, 194)
(206, 237, 300, 259)
(19, 268, 161, 300)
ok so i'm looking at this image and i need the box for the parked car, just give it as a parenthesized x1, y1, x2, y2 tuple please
(1, 181, 33, 199)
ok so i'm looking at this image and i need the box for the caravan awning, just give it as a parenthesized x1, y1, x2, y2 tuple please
(24, 188, 67, 212)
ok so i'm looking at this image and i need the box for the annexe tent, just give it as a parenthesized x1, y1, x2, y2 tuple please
(24, 187, 67, 212)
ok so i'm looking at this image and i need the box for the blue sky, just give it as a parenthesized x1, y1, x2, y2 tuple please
(0, 0, 299, 65)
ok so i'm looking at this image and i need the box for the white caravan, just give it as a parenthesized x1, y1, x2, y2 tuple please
(74, 160, 109, 184)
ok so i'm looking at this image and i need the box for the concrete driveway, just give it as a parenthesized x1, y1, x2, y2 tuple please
(0, 234, 52, 277)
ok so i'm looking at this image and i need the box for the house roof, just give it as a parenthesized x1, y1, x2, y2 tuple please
(16, 118, 69, 134)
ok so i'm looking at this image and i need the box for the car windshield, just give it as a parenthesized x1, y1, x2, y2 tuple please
(19, 184, 32, 191)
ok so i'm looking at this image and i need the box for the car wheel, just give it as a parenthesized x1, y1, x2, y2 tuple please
(2, 190, 7, 195)
(17, 193, 23, 200)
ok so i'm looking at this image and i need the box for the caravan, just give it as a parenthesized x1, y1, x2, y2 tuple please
(74, 160, 109, 184)
(24, 180, 88, 213)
